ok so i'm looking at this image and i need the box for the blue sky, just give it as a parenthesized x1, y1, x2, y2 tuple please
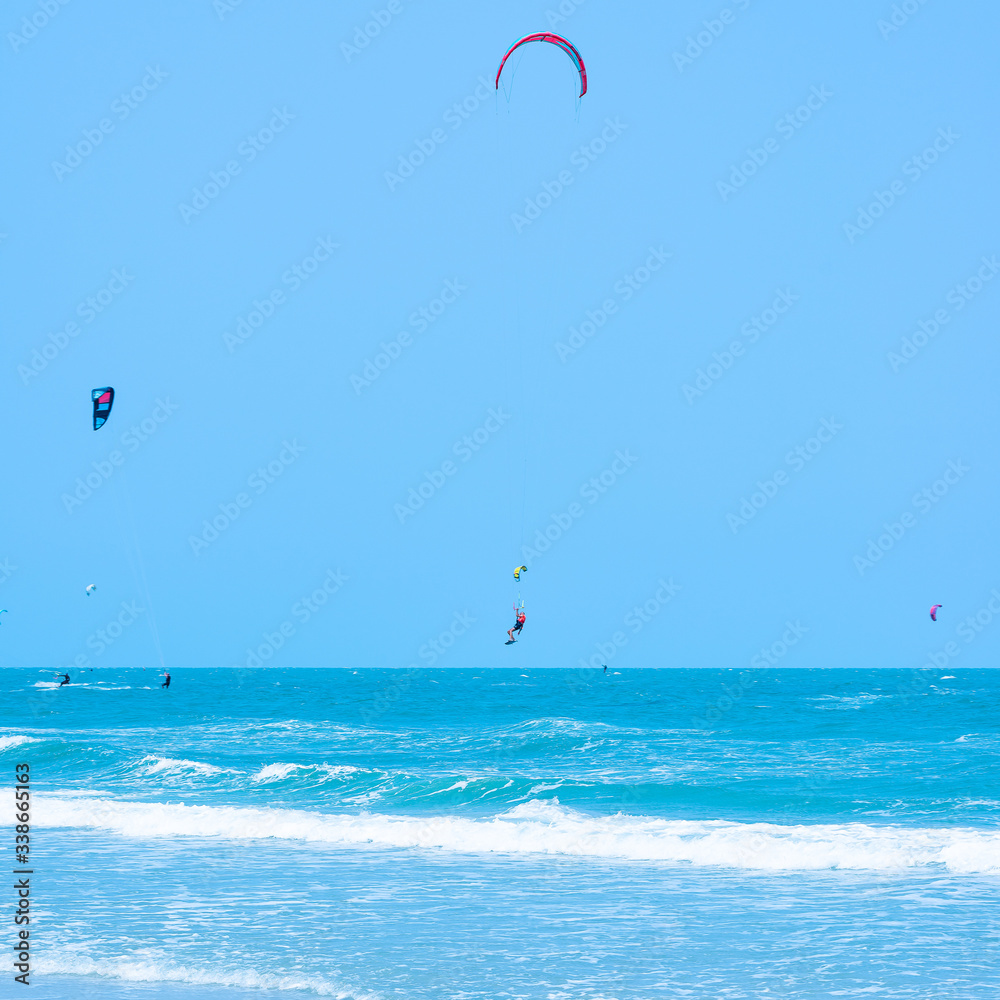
(3, 0, 998, 671)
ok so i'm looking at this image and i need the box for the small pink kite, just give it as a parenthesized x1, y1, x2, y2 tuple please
(929, 604, 943, 621)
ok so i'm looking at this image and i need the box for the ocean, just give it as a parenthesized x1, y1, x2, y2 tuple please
(3, 667, 998, 999)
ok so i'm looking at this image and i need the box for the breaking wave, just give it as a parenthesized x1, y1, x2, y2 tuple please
(34, 795, 1000, 873)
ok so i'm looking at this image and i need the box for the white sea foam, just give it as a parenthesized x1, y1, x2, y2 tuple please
(37, 952, 379, 998)
(526, 782, 566, 796)
(33, 795, 1000, 873)
(508, 716, 650, 739)
(810, 693, 890, 710)
(318, 765, 363, 779)
(342, 791, 383, 805)
(32, 681, 121, 690)
(0, 735, 38, 752)
(252, 762, 300, 782)
(251, 763, 362, 783)
(428, 780, 470, 795)
(137, 756, 227, 777)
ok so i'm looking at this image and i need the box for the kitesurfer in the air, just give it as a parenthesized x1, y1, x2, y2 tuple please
(507, 607, 526, 644)
(161, 672, 171, 689)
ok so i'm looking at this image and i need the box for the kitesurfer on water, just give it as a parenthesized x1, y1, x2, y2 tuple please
(161, 672, 171, 689)
(507, 607, 526, 643)
(59, 673, 70, 686)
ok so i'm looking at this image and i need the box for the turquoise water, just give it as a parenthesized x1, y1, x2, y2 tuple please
(3, 667, 998, 998)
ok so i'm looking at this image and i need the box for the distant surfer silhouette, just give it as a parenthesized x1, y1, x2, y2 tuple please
(59, 673, 70, 686)
(161, 672, 171, 689)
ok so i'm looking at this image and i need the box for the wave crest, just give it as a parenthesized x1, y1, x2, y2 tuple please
(0, 735, 39, 752)
(136, 756, 228, 777)
(251, 763, 362, 783)
(38, 952, 378, 998)
(33, 795, 1000, 873)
